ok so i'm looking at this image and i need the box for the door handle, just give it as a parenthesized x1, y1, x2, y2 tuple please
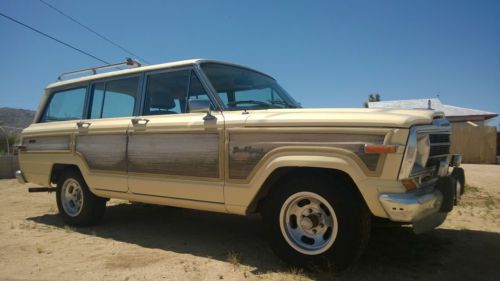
(131, 118, 149, 125)
(77, 121, 91, 128)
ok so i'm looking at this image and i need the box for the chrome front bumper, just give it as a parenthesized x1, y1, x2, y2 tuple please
(379, 188, 443, 223)
(15, 170, 27, 184)
(379, 166, 465, 233)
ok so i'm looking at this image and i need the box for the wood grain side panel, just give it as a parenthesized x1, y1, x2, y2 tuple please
(76, 135, 127, 171)
(128, 133, 219, 178)
(23, 136, 70, 151)
(229, 133, 385, 179)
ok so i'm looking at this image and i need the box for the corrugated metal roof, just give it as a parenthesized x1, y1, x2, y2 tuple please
(368, 98, 497, 120)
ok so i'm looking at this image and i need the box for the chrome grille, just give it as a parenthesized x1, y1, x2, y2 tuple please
(429, 134, 450, 143)
(426, 133, 451, 167)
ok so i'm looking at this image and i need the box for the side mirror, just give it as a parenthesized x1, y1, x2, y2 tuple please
(188, 99, 216, 121)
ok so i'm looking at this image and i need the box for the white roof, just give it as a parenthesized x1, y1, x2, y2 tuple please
(47, 59, 199, 89)
(46, 59, 273, 89)
(368, 98, 497, 120)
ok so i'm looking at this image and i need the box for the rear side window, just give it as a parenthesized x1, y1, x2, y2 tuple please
(40, 87, 86, 122)
(89, 76, 140, 119)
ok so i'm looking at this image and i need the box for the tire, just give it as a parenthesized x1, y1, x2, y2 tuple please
(262, 171, 371, 271)
(56, 169, 106, 226)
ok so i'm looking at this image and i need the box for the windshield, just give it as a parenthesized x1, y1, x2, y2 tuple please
(200, 63, 300, 110)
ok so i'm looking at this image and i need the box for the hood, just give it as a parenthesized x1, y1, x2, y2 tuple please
(243, 108, 444, 128)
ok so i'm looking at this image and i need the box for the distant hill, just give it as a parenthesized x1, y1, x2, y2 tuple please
(0, 107, 36, 134)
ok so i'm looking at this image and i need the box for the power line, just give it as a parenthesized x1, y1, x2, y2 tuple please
(0, 11, 110, 65)
(39, 0, 151, 64)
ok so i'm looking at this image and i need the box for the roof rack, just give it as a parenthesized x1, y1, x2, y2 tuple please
(57, 58, 142, 81)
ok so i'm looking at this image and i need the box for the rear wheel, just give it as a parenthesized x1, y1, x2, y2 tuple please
(56, 169, 106, 226)
(262, 172, 371, 271)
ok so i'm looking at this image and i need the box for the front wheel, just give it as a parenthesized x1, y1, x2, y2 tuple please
(262, 172, 371, 271)
(56, 169, 106, 226)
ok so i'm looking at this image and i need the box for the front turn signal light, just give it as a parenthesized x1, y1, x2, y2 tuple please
(364, 144, 399, 154)
(401, 179, 417, 192)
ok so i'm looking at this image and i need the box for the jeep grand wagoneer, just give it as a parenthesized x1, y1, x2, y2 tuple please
(16, 59, 465, 270)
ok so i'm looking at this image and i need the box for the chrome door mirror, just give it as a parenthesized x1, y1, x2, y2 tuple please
(188, 99, 216, 121)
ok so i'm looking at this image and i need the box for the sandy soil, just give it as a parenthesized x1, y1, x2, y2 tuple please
(0, 164, 499, 281)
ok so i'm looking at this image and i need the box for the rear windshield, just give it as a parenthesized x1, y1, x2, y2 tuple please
(40, 87, 87, 122)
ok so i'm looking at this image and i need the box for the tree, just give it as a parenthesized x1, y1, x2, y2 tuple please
(0, 127, 18, 155)
(363, 93, 381, 108)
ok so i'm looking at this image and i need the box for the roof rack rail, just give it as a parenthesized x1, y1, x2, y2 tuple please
(57, 58, 142, 81)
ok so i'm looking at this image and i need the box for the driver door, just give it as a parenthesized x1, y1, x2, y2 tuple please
(126, 69, 225, 203)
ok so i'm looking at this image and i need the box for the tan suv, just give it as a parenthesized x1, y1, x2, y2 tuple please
(16, 59, 465, 270)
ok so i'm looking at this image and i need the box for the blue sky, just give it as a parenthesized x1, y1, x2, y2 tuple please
(0, 0, 499, 125)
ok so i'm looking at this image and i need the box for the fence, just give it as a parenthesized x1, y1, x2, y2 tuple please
(450, 126, 497, 164)
(0, 155, 19, 179)
(497, 132, 500, 156)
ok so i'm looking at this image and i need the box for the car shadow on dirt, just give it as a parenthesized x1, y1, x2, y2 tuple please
(28, 203, 500, 281)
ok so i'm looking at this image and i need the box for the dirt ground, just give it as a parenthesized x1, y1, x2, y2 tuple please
(0, 164, 499, 281)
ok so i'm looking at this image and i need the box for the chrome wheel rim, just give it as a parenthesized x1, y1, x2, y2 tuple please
(61, 179, 84, 217)
(279, 191, 338, 255)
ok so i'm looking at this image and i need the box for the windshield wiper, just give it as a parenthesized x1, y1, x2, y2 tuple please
(227, 100, 297, 109)
(269, 100, 297, 108)
(227, 100, 272, 107)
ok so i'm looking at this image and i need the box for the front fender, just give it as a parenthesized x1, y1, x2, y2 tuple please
(224, 147, 393, 217)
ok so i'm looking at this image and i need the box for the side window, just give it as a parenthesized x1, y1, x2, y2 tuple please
(89, 76, 139, 119)
(40, 87, 86, 122)
(90, 83, 105, 119)
(187, 72, 209, 101)
(217, 92, 229, 104)
(187, 71, 215, 111)
(143, 70, 190, 115)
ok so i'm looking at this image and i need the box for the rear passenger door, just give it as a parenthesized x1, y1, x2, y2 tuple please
(75, 75, 141, 193)
(126, 68, 225, 203)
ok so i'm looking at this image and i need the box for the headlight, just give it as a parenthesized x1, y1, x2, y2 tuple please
(399, 128, 418, 179)
(415, 134, 430, 168)
(399, 129, 432, 180)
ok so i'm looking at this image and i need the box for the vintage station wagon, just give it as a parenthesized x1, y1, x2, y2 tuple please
(16, 59, 465, 270)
